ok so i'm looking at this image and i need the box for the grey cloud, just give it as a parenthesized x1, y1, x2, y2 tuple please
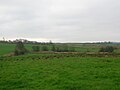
(0, 0, 120, 42)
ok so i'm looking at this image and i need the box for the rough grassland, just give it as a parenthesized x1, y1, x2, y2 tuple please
(0, 43, 33, 55)
(0, 43, 15, 55)
(0, 43, 120, 56)
(0, 54, 120, 90)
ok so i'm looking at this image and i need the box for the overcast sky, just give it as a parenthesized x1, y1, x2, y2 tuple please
(0, 0, 120, 42)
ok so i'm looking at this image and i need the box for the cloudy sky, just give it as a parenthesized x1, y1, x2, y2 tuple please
(0, 0, 120, 42)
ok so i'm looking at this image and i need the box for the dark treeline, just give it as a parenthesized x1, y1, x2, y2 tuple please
(14, 40, 75, 55)
(32, 44, 75, 52)
(1, 38, 120, 45)
(0, 39, 53, 45)
(0, 38, 118, 56)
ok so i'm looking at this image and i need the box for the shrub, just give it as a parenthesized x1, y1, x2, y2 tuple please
(14, 41, 28, 55)
(69, 47, 75, 52)
(56, 47, 61, 52)
(99, 46, 114, 53)
(41, 45, 49, 51)
(51, 45, 56, 51)
(51, 44, 75, 52)
(32, 46, 40, 52)
(62, 44, 69, 52)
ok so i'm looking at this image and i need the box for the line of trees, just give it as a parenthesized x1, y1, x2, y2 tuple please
(14, 41, 76, 56)
(0, 39, 53, 45)
(99, 46, 115, 53)
(13, 39, 117, 56)
(32, 44, 75, 52)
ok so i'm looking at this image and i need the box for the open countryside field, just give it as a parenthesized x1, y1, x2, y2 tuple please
(0, 0, 120, 89)
(0, 53, 120, 90)
(0, 43, 120, 90)
(0, 43, 120, 55)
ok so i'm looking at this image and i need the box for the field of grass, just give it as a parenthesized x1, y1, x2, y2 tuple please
(0, 43, 15, 55)
(0, 53, 120, 90)
(0, 43, 34, 55)
(0, 43, 120, 56)
(0, 43, 120, 89)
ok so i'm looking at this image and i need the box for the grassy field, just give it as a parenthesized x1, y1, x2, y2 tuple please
(0, 43, 33, 55)
(0, 43, 120, 90)
(0, 53, 120, 90)
(0, 43, 120, 56)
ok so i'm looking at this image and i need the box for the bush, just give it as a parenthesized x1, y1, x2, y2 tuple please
(56, 47, 61, 52)
(51, 45, 56, 51)
(99, 46, 114, 53)
(32, 46, 40, 52)
(69, 47, 75, 52)
(62, 44, 69, 52)
(41, 46, 49, 51)
(51, 44, 75, 52)
(14, 41, 28, 55)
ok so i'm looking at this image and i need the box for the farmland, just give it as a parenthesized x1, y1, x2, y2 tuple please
(0, 0, 120, 89)
(0, 42, 120, 56)
(0, 43, 120, 90)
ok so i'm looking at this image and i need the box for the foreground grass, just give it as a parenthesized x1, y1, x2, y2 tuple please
(0, 54, 120, 90)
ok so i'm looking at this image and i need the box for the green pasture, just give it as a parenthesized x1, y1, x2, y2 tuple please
(0, 43, 120, 56)
(0, 53, 120, 90)
(0, 43, 15, 55)
(0, 42, 120, 90)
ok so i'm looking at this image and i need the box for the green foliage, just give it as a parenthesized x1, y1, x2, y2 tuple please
(41, 45, 49, 51)
(61, 44, 69, 52)
(69, 47, 75, 52)
(55, 45, 75, 52)
(51, 45, 56, 51)
(51, 44, 71, 52)
(32, 46, 40, 52)
(99, 46, 115, 53)
(14, 41, 28, 55)
(1, 43, 120, 56)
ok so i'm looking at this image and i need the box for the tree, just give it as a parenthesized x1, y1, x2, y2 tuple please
(56, 46, 61, 52)
(99, 46, 114, 53)
(49, 40, 53, 44)
(51, 45, 56, 51)
(14, 41, 28, 55)
(32, 46, 40, 52)
(69, 47, 75, 52)
(41, 45, 49, 51)
(60, 44, 69, 52)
